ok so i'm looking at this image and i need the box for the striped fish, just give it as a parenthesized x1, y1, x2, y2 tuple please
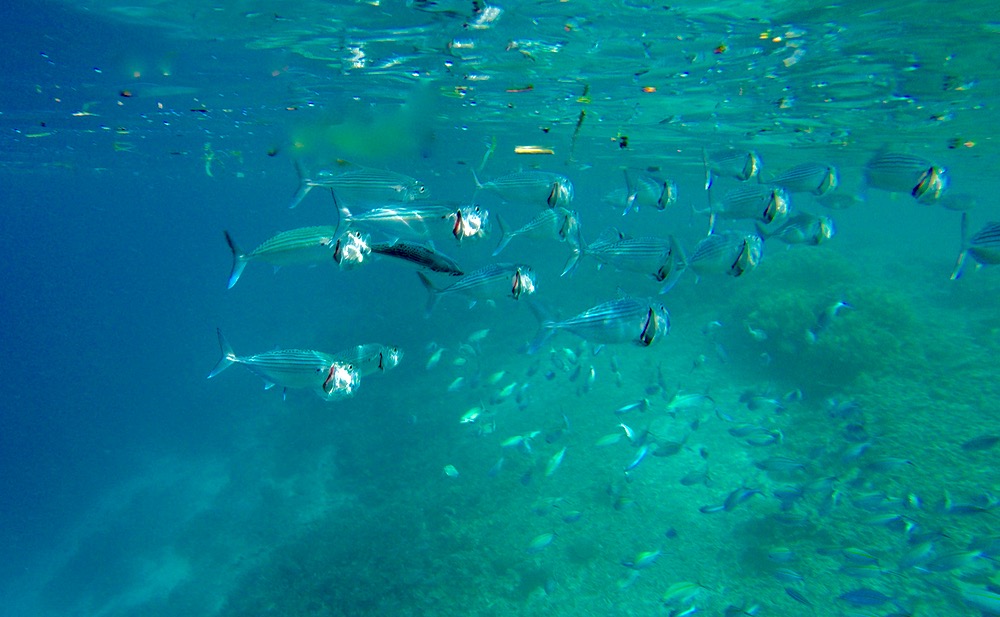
(369, 241, 464, 275)
(416, 263, 536, 317)
(771, 162, 838, 196)
(207, 329, 358, 400)
(682, 232, 764, 279)
(290, 163, 429, 209)
(623, 169, 677, 215)
(528, 296, 669, 352)
(493, 208, 581, 256)
(331, 344, 403, 377)
(223, 226, 339, 289)
(863, 150, 947, 204)
(951, 213, 1000, 279)
(756, 212, 835, 245)
(703, 148, 761, 190)
(563, 229, 683, 293)
(473, 170, 575, 208)
(337, 204, 456, 240)
(707, 184, 789, 233)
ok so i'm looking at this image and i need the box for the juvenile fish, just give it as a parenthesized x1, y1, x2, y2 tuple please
(331, 344, 403, 376)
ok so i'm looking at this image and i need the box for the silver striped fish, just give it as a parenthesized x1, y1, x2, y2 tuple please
(416, 263, 536, 317)
(473, 170, 575, 208)
(703, 148, 761, 190)
(207, 329, 359, 400)
(683, 232, 763, 278)
(529, 297, 670, 353)
(562, 230, 683, 293)
(369, 241, 464, 275)
(707, 184, 789, 233)
(331, 344, 403, 377)
(493, 208, 581, 256)
(951, 213, 1000, 279)
(290, 164, 429, 209)
(756, 213, 835, 246)
(337, 204, 456, 240)
(771, 162, 838, 196)
(863, 150, 947, 204)
(224, 226, 339, 289)
(623, 169, 678, 215)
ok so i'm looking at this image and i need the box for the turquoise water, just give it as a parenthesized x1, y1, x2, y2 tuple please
(2, 1, 999, 615)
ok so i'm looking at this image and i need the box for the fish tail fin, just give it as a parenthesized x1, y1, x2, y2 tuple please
(659, 235, 687, 294)
(208, 328, 237, 378)
(623, 169, 638, 215)
(702, 147, 712, 190)
(492, 213, 512, 256)
(754, 219, 772, 241)
(471, 167, 485, 191)
(950, 212, 970, 280)
(224, 230, 249, 289)
(561, 245, 586, 277)
(525, 300, 557, 354)
(289, 160, 311, 209)
(416, 271, 440, 317)
(707, 212, 717, 236)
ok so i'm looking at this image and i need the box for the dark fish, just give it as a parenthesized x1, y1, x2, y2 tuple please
(784, 587, 812, 607)
(772, 162, 838, 196)
(961, 434, 1000, 451)
(837, 587, 895, 607)
(756, 212, 835, 245)
(417, 263, 536, 316)
(704, 148, 761, 190)
(623, 169, 678, 214)
(223, 227, 339, 289)
(528, 297, 670, 353)
(951, 213, 1000, 279)
(369, 240, 464, 275)
(493, 208, 581, 256)
(291, 163, 429, 209)
(863, 150, 947, 204)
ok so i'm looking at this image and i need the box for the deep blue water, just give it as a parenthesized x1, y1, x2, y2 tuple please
(2, 2, 1000, 616)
